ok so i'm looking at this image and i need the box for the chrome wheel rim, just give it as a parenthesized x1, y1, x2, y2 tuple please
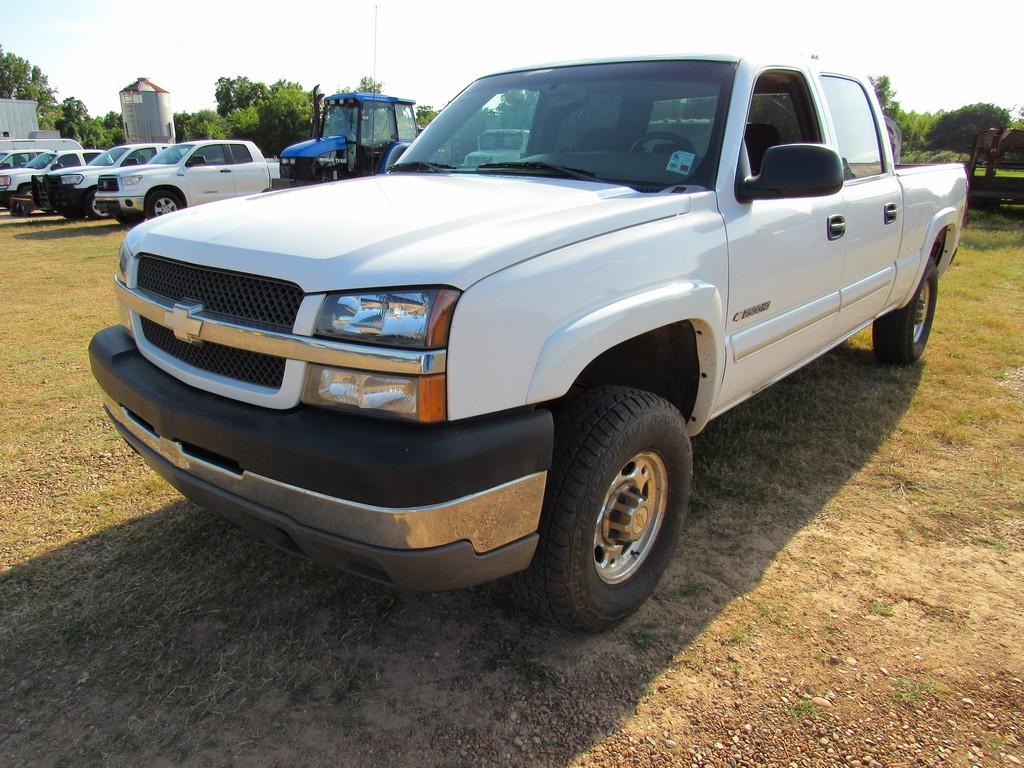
(153, 197, 178, 216)
(593, 451, 668, 585)
(912, 281, 931, 344)
(91, 196, 107, 218)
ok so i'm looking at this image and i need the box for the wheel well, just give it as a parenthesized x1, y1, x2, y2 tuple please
(931, 226, 949, 263)
(145, 186, 185, 206)
(570, 320, 700, 420)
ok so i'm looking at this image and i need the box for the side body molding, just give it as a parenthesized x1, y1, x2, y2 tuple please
(528, 281, 724, 433)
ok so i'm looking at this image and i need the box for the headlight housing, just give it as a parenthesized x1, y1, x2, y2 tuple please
(117, 240, 131, 280)
(61, 174, 84, 186)
(0, 175, 10, 187)
(123, 174, 144, 187)
(302, 365, 446, 422)
(315, 288, 459, 348)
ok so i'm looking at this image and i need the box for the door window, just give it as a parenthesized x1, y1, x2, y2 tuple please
(396, 104, 417, 141)
(820, 76, 885, 179)
(189, 144, 228, 166)
(124, 148, 156, 165)
(744, 70, 823, 175)
(54, 154, 82, 168)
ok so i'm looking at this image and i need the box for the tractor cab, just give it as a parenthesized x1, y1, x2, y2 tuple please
(275, 91, 417, 188)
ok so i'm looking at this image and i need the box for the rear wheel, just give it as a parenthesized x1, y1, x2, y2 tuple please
(872, 259, 938, 365)
(513, 386, 691, 632)
(145, 189, 185, 219)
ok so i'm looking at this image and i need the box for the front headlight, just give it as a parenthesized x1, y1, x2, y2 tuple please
(61, 174, 84, 186)
(0, 175, 10, 187)
(315, 288, 459, 348)
(123, 175, 144, 187)
(302, 365, 446, 422)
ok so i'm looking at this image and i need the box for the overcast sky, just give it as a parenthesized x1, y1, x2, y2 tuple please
(3, 0, 1020, 118)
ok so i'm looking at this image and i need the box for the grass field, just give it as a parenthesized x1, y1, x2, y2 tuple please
(1, 208, 1022, 767)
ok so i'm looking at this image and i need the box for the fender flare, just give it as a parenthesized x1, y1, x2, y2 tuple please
(527, 281, 724, 432)
(899, 207, 959, 307)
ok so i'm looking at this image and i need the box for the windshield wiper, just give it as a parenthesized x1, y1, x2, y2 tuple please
(475, 161, 604, 183)
(388, 160, 455, 173)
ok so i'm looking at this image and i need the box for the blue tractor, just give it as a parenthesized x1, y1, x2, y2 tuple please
(273, 87, 418, 189)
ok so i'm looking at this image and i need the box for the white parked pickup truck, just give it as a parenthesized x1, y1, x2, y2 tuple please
(0, 148, 102, 209)
(90, 55, 967, 631)
(93, 139, 277, 222)
(44, 143, 169, 219)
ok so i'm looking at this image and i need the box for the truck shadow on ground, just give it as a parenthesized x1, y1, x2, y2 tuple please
(13, 221, 124, 240)
(0, 343, 921, 767)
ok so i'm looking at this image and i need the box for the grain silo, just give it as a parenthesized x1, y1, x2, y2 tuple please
(119, 77, 175, 143)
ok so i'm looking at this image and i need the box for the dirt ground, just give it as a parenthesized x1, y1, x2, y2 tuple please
(1, 209, 1022, 767)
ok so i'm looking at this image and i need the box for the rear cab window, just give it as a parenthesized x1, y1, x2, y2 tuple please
(819, 76, 886, 179)
(228, 144, 254, 164)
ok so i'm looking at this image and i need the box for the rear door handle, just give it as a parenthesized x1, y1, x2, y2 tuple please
(884, 202, 898, 224)
(219, 169, 232, 174)
(827, 214, 846, 241)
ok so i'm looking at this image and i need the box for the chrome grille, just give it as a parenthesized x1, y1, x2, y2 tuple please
(140, 317, 286, 388)
(136, 255, 304, 331)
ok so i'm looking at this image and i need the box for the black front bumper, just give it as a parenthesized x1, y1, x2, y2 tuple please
(89, 326, 554, 589)
(51, 185, 88, 216)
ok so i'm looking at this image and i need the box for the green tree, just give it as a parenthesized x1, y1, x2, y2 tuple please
(54, 97, 91, 141)
(869, 75, 902, 118)
(214, 76, 269, 117)
(0, 45, 59, 128)
(415, 105, 438, 129)
(174, 110, 229, 141)
(927, 103, 1012, 151)
(227, 104, 260, 140)
(339, 76, 385, 95)
(99, 111, 126, 145)
(252, 81, 311, 156)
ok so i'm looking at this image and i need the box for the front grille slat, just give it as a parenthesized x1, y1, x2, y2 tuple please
(137, 255, 303, 331)
(141, 317, 286, 389)
(135, 254, 304, 390)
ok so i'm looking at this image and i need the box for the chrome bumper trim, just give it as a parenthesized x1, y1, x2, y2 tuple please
(115, 277, 446, 375)
(104, 395, 545, 553)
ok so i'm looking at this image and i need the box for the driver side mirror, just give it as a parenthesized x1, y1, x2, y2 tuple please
(186, 154, 207, 167)
(737, 144, 844, 202)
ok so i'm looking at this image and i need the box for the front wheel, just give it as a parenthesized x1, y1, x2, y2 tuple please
(145, 190, 185, 219)
(83, 188, 107, 220)
(513, 387, 691, 632)
(872, 260, 938, 365)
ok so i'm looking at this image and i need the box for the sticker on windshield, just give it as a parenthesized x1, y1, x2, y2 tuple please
(666, 150, 696, 176)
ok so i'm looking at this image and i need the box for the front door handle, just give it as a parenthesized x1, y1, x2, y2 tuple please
(827, 214, 846, 241)
(219, 169, 232, 174)
(884, 202, 898, 224)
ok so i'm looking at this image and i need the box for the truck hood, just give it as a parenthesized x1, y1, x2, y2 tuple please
(282, 137, 348, 158)
(127, 174, 692, 292)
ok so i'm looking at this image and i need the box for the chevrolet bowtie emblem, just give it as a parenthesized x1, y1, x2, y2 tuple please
(165, 302, 205, 344)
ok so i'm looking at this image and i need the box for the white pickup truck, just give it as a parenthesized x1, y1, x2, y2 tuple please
(93, 139, 277, 222)
(43, 143, 169, 219)
(0, 148, 102, 210)
(90, 55, 967, 631)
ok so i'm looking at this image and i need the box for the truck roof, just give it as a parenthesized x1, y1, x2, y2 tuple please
(325, 92, 415, 104)
(485, 53, 742, 78)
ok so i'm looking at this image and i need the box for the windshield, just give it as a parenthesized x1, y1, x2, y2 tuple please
(399, 60, 734, 190)
(25, 152, 56, 169)
(322, 103, 357, 140)
(149, 143, 194, 165)
(88, 146, 130, 167)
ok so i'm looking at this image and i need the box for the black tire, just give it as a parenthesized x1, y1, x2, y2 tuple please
(83, 188, 106, 220)
(512, 386, 691, 632)
(873, 259, 938, 365)
(145, 189, 185, 219)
